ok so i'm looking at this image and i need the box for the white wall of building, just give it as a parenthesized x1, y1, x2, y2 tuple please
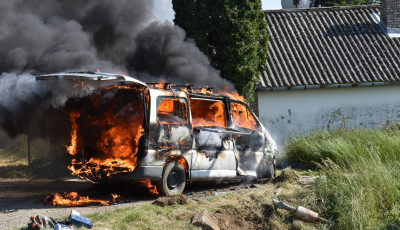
(257, 85, 400, 149)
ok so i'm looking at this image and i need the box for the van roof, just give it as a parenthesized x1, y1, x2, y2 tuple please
(37, 72, 147, 87)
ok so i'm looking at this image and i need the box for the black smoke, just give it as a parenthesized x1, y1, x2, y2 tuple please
(0, 0, 153, 73)
(127, 22, 233, 89)
(0, 0, 234, 139)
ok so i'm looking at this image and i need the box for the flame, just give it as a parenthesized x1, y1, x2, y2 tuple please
(168, 155, 189, 174)
(111, 193, 120, 203)
(157, 98, 188, 125)
(45, 192, 109, 206)
(190, 99, 226, 128)
(218, 90, 245, 102)
(66, 84, 146, 179)
(193, 87, 212, 94)
(66, 112, 80, 156)
(153, 81, 166, 89)
(73, 80, 85, 88)
(231, 102, 258, 130)
(137, 179, 159, 195)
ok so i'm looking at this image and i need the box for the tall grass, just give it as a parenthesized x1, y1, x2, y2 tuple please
(287, 129, 400, 169)
(0, 135, 72, 178)
(287, 128, 400, 229)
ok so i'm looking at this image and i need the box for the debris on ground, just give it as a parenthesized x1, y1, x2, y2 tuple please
(28, 215, 55, 230)
(53, 224, 76, 230)
(273, 168, 300, 183)
(23, 210, 92, 230)
(298, 176, 318, 185)
(0, 209, 16, 213)
(152, 195, 189, 207)
(272, 198, 329, 224)
(69, 210, 93, 228)
(191, 210, 220, 230)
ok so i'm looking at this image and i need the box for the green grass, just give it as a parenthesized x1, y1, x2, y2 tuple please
(287, 128, 400, 229)
(287, 128, 400, 169)
(87, 181, 323, 230)
(0, 134, 72, 178)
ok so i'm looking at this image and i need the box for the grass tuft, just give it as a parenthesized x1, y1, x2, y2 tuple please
(287, 128, 400, 229)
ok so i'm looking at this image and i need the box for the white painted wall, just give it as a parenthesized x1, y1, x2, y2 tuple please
(257, 85, 400, 149)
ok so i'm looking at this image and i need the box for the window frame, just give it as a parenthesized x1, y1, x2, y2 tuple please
(156, 96, 190, 125)
(229, 101, 261, 132)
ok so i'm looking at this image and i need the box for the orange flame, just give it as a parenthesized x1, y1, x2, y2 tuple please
(111, 193, 120, 203)
(73, 80, 85, 88)
(153, 81, 166, 89)
(66, 85, 145, 179)
(168, 155, 189, 174)
(190, 99, 226, 128)
(157, 98, 188, 125)
(45, 192, 109, 206)
(137, 180, 159, 195)
(66, 112, 80, 156)
(231, 102, 258, 130)
(218, 90, 245, 102)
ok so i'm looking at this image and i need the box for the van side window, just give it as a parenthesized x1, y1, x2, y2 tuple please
(231, 102, 260, 131)
(190, 99, 227, 128)
(157, 98, 188, 125)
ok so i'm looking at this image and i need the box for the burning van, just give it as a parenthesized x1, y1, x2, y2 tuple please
(37, 72, 277, 196)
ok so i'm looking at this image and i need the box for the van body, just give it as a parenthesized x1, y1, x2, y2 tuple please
(37, 72, 277, 195)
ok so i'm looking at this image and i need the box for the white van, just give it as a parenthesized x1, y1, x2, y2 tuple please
(38, 72, 277, 196)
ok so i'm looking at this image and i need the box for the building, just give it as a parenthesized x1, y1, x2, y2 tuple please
(257, 0, 400, 148)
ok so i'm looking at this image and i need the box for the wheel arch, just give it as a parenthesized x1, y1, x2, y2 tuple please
(165, 154, 189, 179)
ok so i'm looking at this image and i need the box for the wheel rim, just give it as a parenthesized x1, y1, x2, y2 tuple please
(167, 170, 180, 190)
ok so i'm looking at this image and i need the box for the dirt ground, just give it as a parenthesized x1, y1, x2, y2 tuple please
(0, 178, 255, 229)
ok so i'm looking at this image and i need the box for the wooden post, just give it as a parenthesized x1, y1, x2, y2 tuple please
(27, 134, 31, 166)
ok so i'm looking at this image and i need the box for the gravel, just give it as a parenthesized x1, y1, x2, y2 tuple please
(0, 178, 152, 229)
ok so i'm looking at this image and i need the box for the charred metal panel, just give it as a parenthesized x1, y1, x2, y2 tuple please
(190, 169, 237, 181)
(191, 128, 237, 172)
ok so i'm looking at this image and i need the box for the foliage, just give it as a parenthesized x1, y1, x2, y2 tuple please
(313, 0, 376, 7)
(172, 0, 268, 102)
(287, 128, 400, 229)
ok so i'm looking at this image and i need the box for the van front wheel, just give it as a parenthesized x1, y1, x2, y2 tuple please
(157, 162, 186, 196)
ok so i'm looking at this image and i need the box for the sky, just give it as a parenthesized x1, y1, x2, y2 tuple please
(153, 0, 282, 23)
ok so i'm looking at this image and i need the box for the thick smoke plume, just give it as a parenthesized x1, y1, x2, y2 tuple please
(0, 0, 234, 139)
(0, 0, 153, 73)
(128, 22, 234, 89)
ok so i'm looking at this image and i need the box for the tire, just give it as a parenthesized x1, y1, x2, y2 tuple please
(157, 162, 186, 196)
(257, 157, 275, 179)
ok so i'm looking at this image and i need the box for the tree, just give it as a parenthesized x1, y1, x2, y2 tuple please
(313, 0, 376, 6)
(172, 0, 268, 102)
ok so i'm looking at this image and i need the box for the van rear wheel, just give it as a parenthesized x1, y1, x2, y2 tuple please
(157, 162, 186, 196)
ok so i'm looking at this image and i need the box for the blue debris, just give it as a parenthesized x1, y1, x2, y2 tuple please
(277, 162, 300, 170)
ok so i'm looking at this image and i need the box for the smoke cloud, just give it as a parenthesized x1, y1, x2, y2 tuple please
(0, 0, 153, 73)
(128, 22, 233, 89)
(0, 0, 234, 139)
